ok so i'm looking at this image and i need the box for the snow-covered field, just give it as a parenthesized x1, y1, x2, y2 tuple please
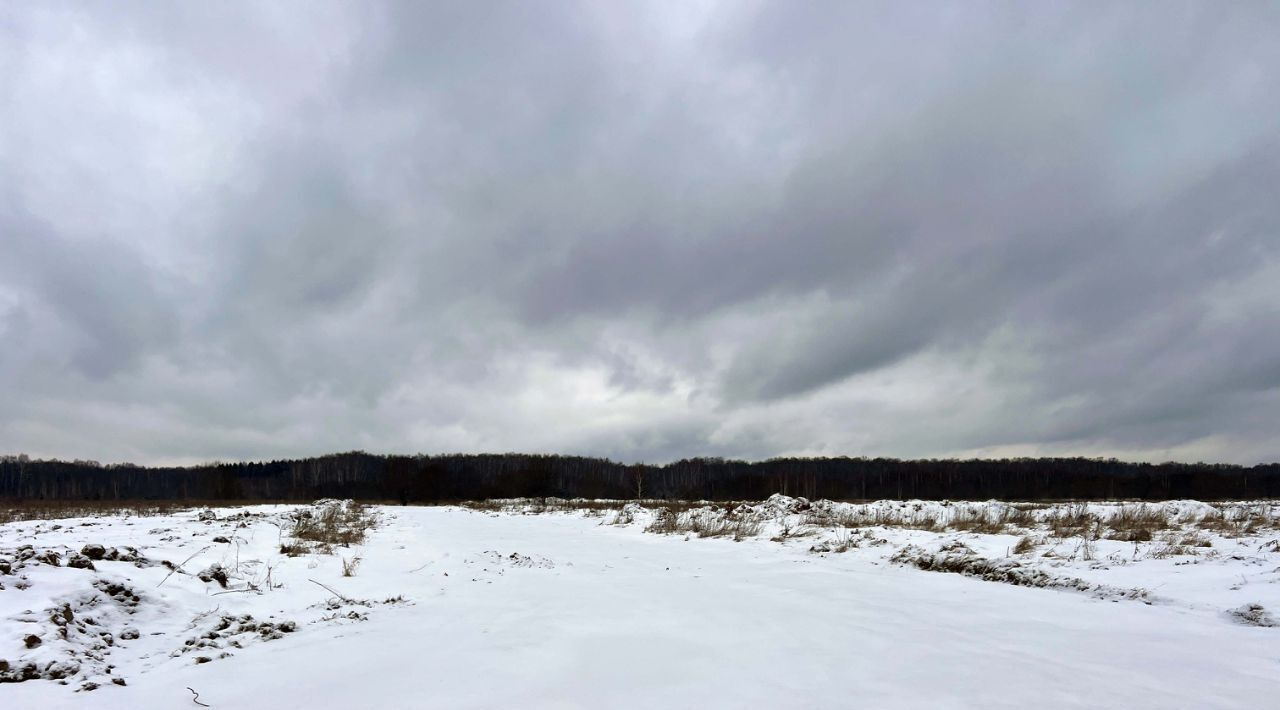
(2, 497, 1278, 709)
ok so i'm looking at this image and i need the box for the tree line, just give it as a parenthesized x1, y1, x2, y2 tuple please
(1, 452, 1277, 502)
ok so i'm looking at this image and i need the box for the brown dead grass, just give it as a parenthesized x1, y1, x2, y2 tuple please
(1103, 504, 1171, 541)
(1012, 535, 1039, 554)
(287, 501, 376, 554)
(1045, 505, 1097, 538)
(1, 499, 213, 525)
(644, 508, 762, 540)
(1197, 505, 1276, 538)
(949, 509, 1007, 535)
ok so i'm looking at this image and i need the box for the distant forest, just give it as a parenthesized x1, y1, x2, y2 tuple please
(1, 452, 1277, 502)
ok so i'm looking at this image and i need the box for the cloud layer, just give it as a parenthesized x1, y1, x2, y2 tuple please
(2, 1, 1278, 465)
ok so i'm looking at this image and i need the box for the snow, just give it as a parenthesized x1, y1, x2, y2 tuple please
(2, 498, 1278, 709)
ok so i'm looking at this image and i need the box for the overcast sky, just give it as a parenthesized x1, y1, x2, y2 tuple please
(2, 2, 1278, 466)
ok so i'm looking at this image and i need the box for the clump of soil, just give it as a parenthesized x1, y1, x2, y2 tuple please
(1227, 603, 1277, 627)
(171, 613, 298, 664)
(196, 563, 229, 588)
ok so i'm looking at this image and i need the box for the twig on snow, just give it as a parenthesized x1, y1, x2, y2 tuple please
(308, 578, 352, 603)
(209, 587, 256, 596)
(158, 546, 212, 588)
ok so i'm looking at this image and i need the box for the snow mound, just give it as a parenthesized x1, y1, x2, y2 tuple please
(171, 613, 298, 666)
(0, 576, 154, 690)
(891, 541, 1153, 602)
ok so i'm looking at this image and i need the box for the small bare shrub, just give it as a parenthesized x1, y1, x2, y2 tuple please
(644, 508, 682, 535)
(1067, 518, 1102, 561)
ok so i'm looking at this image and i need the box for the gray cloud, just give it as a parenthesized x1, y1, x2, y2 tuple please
(0, 201, 179, 380)
(1, 1, 1278, 465)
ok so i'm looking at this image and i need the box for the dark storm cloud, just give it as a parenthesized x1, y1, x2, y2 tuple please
(1, 1, 1278, 464)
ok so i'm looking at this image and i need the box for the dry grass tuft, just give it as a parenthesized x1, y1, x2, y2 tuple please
(1104, 504, 1170, 541)
(1196, 505, 1276, 538)
(950, 509, 1007, 535)
(341, 556, 362, 577)
(283, 500, 377, 556)
(1012, 535, 1039, 555)
(808, 508, 943, 531)
(1045, 505, 1096, 538)
(644, 507, 762, 541)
